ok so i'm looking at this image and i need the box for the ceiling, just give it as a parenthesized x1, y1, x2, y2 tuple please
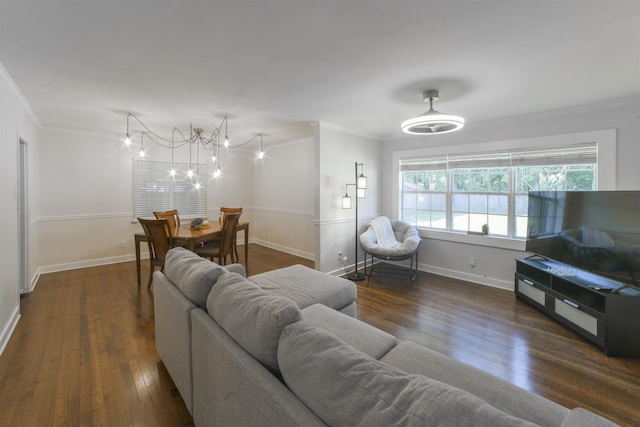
(1, 0, 639, 145)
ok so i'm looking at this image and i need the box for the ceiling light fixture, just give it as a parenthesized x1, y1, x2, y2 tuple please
(124, 113, 266, 182)
(401, 90, 465, 135)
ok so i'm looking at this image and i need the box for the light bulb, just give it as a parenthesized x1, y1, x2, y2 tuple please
(257, 150, 265, 159)
(139, 149, 146, 158)
(124, 135, 131, 146)
(213, 168, 221, 178)
(224, 136, 229, 148)
(211, 154, 217, 162)
(194, 182, 201, 190)
(169, 169, 176, 177)
(187, 169, 194, 178)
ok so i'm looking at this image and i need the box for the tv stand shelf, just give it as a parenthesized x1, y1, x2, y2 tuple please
(515, 257, 640, 358)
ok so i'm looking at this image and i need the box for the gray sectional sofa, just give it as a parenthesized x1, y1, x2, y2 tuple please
(153, 247, 618, 427)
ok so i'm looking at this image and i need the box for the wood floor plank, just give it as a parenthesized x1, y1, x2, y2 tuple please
(0, 246, 638, 426)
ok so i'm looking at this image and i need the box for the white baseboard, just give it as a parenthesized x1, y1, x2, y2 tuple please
(37, 254, 138, 275)
(0, 305, 20, 358)
(420, 262, 513, 291)
(250, 238, 314, 261)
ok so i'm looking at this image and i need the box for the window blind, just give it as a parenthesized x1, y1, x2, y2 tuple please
(400, 143, 597, 170)
(132, 159, 208, 219)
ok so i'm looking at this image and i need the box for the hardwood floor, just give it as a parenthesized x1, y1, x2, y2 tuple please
(0, 245, 638, 426)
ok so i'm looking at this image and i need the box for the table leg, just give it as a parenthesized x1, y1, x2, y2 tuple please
(244, 224, 249, 267)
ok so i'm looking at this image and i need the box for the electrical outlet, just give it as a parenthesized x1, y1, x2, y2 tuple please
(338, 250, 343, 262)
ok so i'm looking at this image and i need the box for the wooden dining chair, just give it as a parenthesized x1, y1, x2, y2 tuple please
(196, 212, 241, 265)
(138, 218, 174, 288)
(153, 209, 180, 230)
(218, 207, 243, 262)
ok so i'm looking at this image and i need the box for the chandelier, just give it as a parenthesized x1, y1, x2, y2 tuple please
(124, 113, 265, 181)
(401, 90, 465, 135)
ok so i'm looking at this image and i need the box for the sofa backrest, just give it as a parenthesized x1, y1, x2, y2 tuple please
(207, 272, 301, 371)
(164, 247, 246, 309)
(278, 323, 540, 427)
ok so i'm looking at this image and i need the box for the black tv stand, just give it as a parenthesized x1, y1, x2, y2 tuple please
(515, 257, 640, 358)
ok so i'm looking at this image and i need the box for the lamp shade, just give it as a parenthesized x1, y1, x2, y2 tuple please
(357, 175, 367, 189)
(342, 195, 352, 209)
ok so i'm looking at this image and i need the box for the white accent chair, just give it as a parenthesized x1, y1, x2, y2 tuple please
(359, 216, 421, 280)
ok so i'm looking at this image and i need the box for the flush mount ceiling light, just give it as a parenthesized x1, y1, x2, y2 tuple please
(401, 90, 465, 135)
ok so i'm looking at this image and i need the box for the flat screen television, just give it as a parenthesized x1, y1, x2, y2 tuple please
(525, 191, 640, 291)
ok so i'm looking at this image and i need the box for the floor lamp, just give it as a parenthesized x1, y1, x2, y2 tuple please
(342, 162, 367, 281)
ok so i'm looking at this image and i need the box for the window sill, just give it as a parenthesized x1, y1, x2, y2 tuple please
(419, 229, 526, 251)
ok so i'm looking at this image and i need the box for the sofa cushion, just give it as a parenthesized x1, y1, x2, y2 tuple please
(207, 272, 301, 371)
(301, 303, 397, 359)
(560, 408, 619, 427)
(380, 341, 569, 426)
(248, 264, 357, 312)
(164, 247, 229, 308)
(278, 323, 539, 427)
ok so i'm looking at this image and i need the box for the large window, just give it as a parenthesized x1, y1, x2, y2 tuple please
(133, 159, 208, 218)
(400, 144, 597, 238)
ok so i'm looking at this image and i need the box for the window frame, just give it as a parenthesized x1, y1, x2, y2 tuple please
(391, 129, 617, 251)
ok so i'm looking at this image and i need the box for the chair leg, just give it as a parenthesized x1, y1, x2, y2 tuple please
(233, 241, 239, 263)
(147, 260, 154, 289)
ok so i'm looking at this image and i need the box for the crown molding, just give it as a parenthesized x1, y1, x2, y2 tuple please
(0, 62, 41, 128)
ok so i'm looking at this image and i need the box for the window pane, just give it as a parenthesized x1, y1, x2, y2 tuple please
(416, 194, 429, 210)
(403, 192, 417, 209)
(432, 193, 446, 211)
(489, 168, 509, 192)
(402, 171, 417, 191)
(488, 214, 508, 235)
(452, 212, 469, 231)
(469, 213, 487, 231)
(430, 210, 447, 229)
(452, 170, 470, 191)
(402, 209, 417, 225)
(452, 194, 468, 211)
(488, 195, 508, 214)
(469, 194, 487, 213)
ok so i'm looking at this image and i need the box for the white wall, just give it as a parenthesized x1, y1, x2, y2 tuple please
(382, 99, 640, 290)
(0, 63, 40, 355)
(38, 128, 141, 271)
(252, 136, 315, 259)
(314, 122, 382, 273)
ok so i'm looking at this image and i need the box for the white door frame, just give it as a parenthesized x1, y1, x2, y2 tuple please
(18, 137, 29, 294)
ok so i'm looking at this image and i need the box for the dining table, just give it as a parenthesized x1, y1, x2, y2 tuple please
(135, 220, 249, 286)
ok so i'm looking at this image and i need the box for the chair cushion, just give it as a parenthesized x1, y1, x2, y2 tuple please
(278, 323, 539, 427)
(164, 247, 229, 308)
(360, 218, 420, 258)
(207, 272, 301, 371)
